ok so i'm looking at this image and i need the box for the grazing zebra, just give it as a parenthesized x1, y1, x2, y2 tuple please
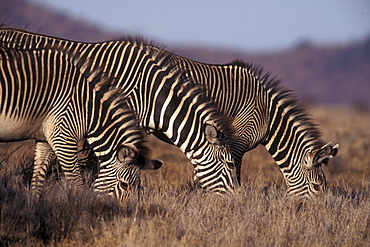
(0, 29, 239, 194)
(0, 46, 157, 201)
(146, 48, 339, 198)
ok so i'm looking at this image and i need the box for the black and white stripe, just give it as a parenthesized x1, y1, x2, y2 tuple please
(262, 76, 338, 197)
(0, 46, 150, 200)
(149, 49, 339, 198)
(0, 28, 239, 194)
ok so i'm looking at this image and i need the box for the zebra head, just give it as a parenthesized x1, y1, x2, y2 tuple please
(285, 142, 339, 198)
(114, 145, 143, 202)
(189, 122, 239, 195)
(94, 145, 139, 202)
(94, 144, 162, 203)
(87, 83, 159, 202)
(93, 138, 162, 203)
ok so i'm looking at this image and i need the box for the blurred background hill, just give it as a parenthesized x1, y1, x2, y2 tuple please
(1, 0, 369, 107)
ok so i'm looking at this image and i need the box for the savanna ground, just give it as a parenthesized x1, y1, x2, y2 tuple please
(0, 105, 369, 247)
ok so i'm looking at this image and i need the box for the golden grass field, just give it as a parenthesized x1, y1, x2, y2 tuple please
(0, 105, 369, 246)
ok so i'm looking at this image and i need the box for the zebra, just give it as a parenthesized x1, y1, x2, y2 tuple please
(0, 28, 340, 198)
(0, 28, 239, 194)
(145, 48, 339, 198)
(0, 46, 158, 201)
(0, 28, 339, 198)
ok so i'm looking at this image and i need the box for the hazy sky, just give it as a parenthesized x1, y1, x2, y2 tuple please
(29, 0, 370, 52)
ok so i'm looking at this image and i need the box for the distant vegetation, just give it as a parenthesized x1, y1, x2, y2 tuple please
(2, 0, 370, 107)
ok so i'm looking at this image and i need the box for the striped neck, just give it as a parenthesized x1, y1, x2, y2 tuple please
(262, 83, 323, 169)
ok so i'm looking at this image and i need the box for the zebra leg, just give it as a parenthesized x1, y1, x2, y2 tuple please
(31, 141, 55, 195)
(235, 157, 242, 184)
(51, 138, 84, 188)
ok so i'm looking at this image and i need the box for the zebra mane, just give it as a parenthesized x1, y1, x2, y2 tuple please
(229, 60, 324, 148)
(117, 36, 174, 69)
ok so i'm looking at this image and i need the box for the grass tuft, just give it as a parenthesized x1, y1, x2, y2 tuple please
(0, 105, 369, 246)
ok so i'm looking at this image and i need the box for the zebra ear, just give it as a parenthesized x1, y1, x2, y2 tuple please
(313, 143, 339, 167)
(139, 158, 163, 170)
(134, 152, 163, 170)
(205, 124, 220, 144)
(117, 145, 138, 164)
(151, 159, 163, 170)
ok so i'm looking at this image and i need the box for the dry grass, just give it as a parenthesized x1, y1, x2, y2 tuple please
(1, 105, 369, 246)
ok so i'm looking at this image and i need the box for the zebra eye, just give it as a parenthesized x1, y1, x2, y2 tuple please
(312, 183, 320, 191)
(226, 162, 235, 169)
(118, 180, 129, 191)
